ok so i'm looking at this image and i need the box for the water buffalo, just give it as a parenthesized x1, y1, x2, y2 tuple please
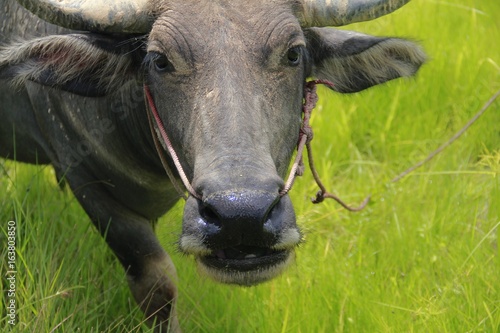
(0, 0, 426, 331)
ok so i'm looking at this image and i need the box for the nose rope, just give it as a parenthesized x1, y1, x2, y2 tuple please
(279, 80, 321, 195)
(144, 85, 201, 200)
(145, 81, 498, 211)
(144, 81, 369, 211)
(279, 80, 370, 212)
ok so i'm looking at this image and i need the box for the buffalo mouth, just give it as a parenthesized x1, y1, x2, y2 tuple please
(196, 246, 294, 285)
(201, 245, 288, 271)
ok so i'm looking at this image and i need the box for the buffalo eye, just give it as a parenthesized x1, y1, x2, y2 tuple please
(286, 47, 301, 66)
(148, 52, 175, 73)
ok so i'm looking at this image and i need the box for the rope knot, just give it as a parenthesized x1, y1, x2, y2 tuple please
(313, 190, 325, 204)
(299, 125, 313, 144)
(281, 79, 370, 211)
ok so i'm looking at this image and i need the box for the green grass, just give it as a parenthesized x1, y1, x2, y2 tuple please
(1, 0, 499, 332)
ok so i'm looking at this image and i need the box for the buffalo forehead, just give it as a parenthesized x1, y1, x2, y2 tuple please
(148, 1, 304, 65)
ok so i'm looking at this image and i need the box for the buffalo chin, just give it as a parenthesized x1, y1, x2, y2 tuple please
(196, 250, 295, 285)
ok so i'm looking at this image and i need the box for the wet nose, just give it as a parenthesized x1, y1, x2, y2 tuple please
(199, 189, 280, 245)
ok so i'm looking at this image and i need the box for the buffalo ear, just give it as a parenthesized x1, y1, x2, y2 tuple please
(0, 33, 144, 97)
(305, 27, 426, 93)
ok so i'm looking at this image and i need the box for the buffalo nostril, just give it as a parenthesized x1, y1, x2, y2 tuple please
(199, 204, 222, 227)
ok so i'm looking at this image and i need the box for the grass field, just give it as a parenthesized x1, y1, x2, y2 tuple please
(1, 0, 499, 332)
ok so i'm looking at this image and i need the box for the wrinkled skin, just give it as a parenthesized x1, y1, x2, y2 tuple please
(0, 0, 426, 331)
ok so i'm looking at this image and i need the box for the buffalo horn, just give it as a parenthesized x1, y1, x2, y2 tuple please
(301, 0, 411, 27)
(16, 0, 153, 33)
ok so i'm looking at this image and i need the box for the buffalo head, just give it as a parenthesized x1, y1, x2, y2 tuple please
(3, 0, 425, 286)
